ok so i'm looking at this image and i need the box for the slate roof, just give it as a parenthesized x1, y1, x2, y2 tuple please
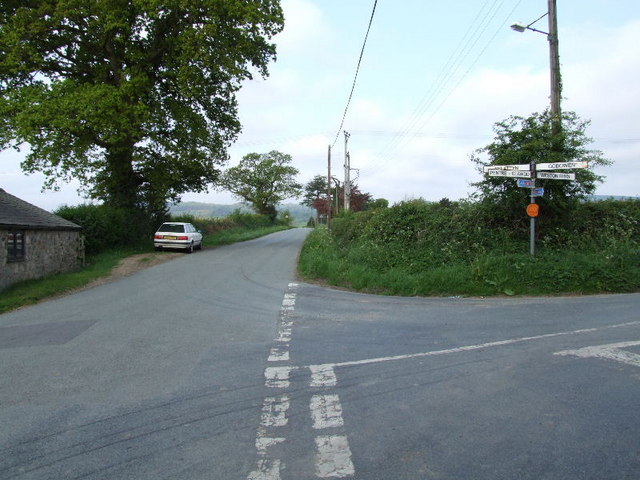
(0, 189, 81, 230)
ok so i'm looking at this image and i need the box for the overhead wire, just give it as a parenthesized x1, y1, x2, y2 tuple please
(330, 0, 378, 149)
(377, 0, 501, 160)
(371, 0, 524, 169)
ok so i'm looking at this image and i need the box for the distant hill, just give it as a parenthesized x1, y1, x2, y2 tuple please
(169, 202, 315, 225)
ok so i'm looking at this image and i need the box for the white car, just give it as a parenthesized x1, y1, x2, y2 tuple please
(153, 222, 203, 253)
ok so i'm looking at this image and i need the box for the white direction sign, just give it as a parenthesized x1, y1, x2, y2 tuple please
(536, 161, 588, 170)
(537, 171, 575, 180)
(488, 169, 532, 179)
(483, 164, 530, 172)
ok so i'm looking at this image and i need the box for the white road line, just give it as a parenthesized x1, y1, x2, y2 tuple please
(315, 435, 355, 478)
(261, 396, 290, 428)
(247, 458, 282, 480)
(555, 340, 640, 368)
(248, 283, 298, 480)
(274, 326, 292, 343)
(306, 321, 640, 371)
(310, 395, 344, 429)
(255, 434, 286, 454)
(310, 365, 337, 387)
(268, 346, 290, 362)
(265, 366, 296, 388)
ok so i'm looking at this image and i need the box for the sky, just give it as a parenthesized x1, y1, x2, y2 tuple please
(2, 0, 639, 211)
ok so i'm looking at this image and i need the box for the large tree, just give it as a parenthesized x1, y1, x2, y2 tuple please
(0, 0, 284, 212)
(221, 150, 302, 221)
(302, 174, 328, 220)
(470, 110, 611, 223)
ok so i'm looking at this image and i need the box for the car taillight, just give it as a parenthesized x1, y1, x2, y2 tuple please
(178, 236, 188, 240)
(154, 234, 162, 239)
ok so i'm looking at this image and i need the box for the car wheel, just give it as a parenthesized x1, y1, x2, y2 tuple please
(155, 246, 161, 251)
(186, 242, 194, 254)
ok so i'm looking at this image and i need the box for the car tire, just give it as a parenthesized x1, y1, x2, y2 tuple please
(155, 246, 161, 251)
(186, 242, 194, 254)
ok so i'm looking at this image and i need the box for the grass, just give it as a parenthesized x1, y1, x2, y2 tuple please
(202, 225, 290, 247)
(0, 225, 291, 315)
(298, 226, 640, 297)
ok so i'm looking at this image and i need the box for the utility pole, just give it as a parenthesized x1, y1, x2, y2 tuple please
(343, 131, 351, 211)
(548, 0, 561, 139)
(327, 145, 332, 228)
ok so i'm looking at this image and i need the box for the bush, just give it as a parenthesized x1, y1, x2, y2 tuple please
(298, 198, 640, 296)
(55, 204, 155, 255)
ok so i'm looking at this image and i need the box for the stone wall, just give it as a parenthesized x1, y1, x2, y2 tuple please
(0, 229, 84, 291)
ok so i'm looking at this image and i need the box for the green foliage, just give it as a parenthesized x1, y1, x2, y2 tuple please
(221, 151, 302, 221)
(471, 110, 612, 228)
(203, 225, 289, 248)
(302, 175, 328, 208)
(0, 1, 284, 211)
(55, 204, 156, 255)
(299, 199, 640, 296)
(367, 198, 389, 210)
(169, 209, 278, 235)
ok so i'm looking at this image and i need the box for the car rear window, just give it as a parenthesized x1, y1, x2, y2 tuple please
(159, 224, 185, 233)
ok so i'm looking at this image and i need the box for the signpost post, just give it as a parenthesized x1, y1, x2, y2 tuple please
(483, 161, 589, 256)
(529, 161, 537, 256)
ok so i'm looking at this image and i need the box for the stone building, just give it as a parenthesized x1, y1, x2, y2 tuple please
(0, 189, 84, 291)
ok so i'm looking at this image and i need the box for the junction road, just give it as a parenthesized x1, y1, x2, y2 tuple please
(1, 228, 639, 479)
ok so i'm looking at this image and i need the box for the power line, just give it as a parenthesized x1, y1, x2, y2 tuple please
(373, 0, 524, 167)
(375, 0, 506, 163)
(331, 0, 378, 148)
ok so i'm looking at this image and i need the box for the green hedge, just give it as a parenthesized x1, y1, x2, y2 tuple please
(55, 204, 156, 255)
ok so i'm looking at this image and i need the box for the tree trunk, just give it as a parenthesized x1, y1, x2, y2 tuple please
(104, 144, 140, 210)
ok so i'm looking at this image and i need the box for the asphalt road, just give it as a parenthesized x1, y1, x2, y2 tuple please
(2, 228, 640, 479)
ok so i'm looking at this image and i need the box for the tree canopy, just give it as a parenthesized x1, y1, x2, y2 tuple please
(470, 110, 611, 222)
(221, 150, 302, 221)
(0, 0, 284, 213)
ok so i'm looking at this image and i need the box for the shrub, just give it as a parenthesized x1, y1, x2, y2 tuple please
(55, 204, 155, 255)
(299, 197, 640, 296)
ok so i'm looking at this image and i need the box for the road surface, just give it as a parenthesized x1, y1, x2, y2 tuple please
(1, 228, 640, 479)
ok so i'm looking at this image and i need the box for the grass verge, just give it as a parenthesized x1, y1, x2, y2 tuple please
(298, 226, 640, 297)
(202, 225, 290, 247)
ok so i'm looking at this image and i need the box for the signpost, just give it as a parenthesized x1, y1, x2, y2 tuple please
(487, 169, 532, 179)
(536, 161, 588, 170)
(537, 171, 576, 180)
(483, 161, 589, 256)
(483, 164, 531, 172)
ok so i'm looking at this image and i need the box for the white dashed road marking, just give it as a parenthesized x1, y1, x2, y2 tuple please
(310, 395, 345, 430)
(249, 291, 640, 480)
(310, 365, 337, 388)
(261, 396, 290, 428)
(314, 435, 355, 478)
(247, 283, 299, 480)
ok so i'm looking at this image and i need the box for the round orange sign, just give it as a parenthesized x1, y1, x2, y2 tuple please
(526, 203, 540, 217)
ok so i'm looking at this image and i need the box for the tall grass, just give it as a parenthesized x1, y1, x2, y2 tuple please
(299, 199, 640, 296)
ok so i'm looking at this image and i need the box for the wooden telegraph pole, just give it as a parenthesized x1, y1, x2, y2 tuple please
(548, 0, 561, 139)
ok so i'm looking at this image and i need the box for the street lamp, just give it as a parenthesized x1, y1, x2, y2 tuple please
(511, 0, 561, 138)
